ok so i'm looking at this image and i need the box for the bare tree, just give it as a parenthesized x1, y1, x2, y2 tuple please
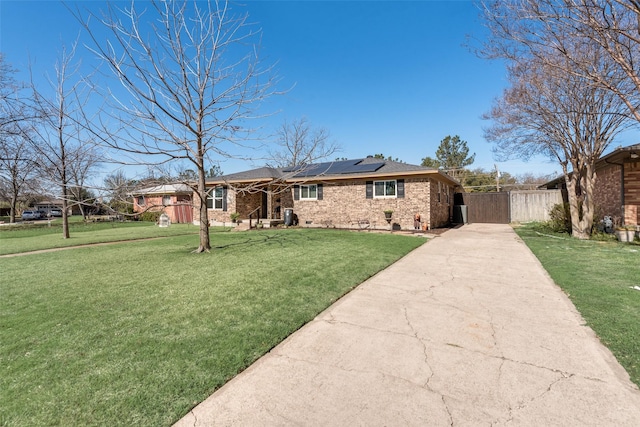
(0, 55, 41, 222)
(28, 42, 99, 238)
(480, 0, 640, 120)
(103, 170, 138, 215)
(480, 0, 640, 238)
(66, 142, 101, 219)
(483, 48, 633, 238)
(75, 0, 280, 253)
(0, 131, 40, 222)
(268, 118, 339, 167)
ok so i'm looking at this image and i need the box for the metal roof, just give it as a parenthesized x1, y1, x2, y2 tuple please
(129, 183, 192, 195)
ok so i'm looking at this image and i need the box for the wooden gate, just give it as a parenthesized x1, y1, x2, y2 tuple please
(455, 192, 510, 224)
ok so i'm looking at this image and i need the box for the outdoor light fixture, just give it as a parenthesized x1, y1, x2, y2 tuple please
(631, 152, 639, 159)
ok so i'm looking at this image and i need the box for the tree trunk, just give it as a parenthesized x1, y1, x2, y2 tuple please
(565, 158, 597, 240)
(60, 133, 70, 239)
(10, 189, 18, 224)
(194, 160, 211, 253)
(61, 190, 70, 239)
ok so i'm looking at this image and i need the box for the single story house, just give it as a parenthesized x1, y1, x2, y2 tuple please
(131, 183, 193, 223)
(196, 157, 461, 231)
(34, 199, 77, 216)
(541, 144, 640, 226)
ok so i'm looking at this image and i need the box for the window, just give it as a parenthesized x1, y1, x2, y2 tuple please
(293, 184, 322, 201)
(162, 195, 171, 206)
(374, 180, 396, 198)
(207, 187, 225, 210)
(300, 184, 317, 200)
(137, 196, 145, 206)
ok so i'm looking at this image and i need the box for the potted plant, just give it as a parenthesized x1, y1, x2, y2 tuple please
(230, 212, 240, 223)
(615, 225, 636, 242)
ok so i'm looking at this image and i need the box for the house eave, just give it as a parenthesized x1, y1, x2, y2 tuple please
(205, 177, 274, 185)
(284, 169, 461, 187)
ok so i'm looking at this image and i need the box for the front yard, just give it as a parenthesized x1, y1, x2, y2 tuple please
(0, 218, 199, 255)
(515, 224, 640, 387)
(0, 227, 425, 426)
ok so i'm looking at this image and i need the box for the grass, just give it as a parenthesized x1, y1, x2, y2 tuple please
(514, 223, 640, 387)
(0, 219, 201, 255)
(0, 227, 425, 426)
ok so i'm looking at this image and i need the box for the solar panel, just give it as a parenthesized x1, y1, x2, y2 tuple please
(291, 159, 385, 177)
(282, 165, 305, 173)
(340, 162, 385, 174)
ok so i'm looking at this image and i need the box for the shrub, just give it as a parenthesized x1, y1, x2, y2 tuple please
(139, 211, 162, 222)
(547, 203, 571, 234)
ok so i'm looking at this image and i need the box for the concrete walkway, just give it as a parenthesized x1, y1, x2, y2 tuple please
(175, 223, 640, 426)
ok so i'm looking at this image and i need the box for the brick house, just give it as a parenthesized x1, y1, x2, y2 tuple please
(542, 144, 640, 226)
(195, 158, 460, 231)
(131, 184, 193, 223)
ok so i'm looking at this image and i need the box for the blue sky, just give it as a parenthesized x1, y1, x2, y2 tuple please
(6, 0, 633, 180)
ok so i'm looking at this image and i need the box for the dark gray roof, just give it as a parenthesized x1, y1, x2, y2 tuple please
(207, 158, 454, 184)
(208, 166, 284, 183)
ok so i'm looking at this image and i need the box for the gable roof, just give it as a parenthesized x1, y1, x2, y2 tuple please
(207, 158, 460, 187)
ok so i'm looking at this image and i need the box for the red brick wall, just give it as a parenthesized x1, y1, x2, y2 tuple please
(192, 178, 455, 230)
(430, 179, 453, 228)
(289, 177, 453, 230)
(593, 163, 623, 222)
(192, 188, 236, 224)
(624, 160, 640, 225)
(133, 194, 192, 223)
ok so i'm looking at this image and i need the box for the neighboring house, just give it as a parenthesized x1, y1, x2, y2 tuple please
(541, 144, 640, 226)
(34, 199, 76, 216)
(195, 157, 461, 231)
(131, 184, 193, 223)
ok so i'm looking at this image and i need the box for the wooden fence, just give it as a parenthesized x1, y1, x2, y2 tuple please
(454, 190, 563, 224)
(510, 190, 563, 223)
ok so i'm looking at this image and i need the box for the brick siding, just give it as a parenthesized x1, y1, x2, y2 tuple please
(623, 160, 640, 225)
(191, 178, 455, 229)
(593, 163, 623, 222)
(133, 194, 192, 223)
(593, 160, 640, 225)
(290, 177, 452, 231)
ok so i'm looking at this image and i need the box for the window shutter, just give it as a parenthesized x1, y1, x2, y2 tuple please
(222, 186, 228, 211)
(317, 183, 323, 200)
(293, 185, 300, 201)
(397, 179, 405, 198)
(366, 181, 373, 199)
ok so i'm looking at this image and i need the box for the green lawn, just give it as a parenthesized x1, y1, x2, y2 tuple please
(515, 224, 640, 387)
(0, 228, 425, 426)
(0, 220, 200, 255)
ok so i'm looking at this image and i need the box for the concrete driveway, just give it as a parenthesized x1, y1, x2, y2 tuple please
(175, 223, 640, 426)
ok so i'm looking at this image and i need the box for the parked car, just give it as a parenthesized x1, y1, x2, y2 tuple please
(48, 209, 63, 217)
(21, 210, 41, 220)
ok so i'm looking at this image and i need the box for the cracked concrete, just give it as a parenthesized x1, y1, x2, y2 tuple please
(174, 223, 640, 426)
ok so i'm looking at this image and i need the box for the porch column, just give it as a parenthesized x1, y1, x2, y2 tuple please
(267, 185, 273, 219)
